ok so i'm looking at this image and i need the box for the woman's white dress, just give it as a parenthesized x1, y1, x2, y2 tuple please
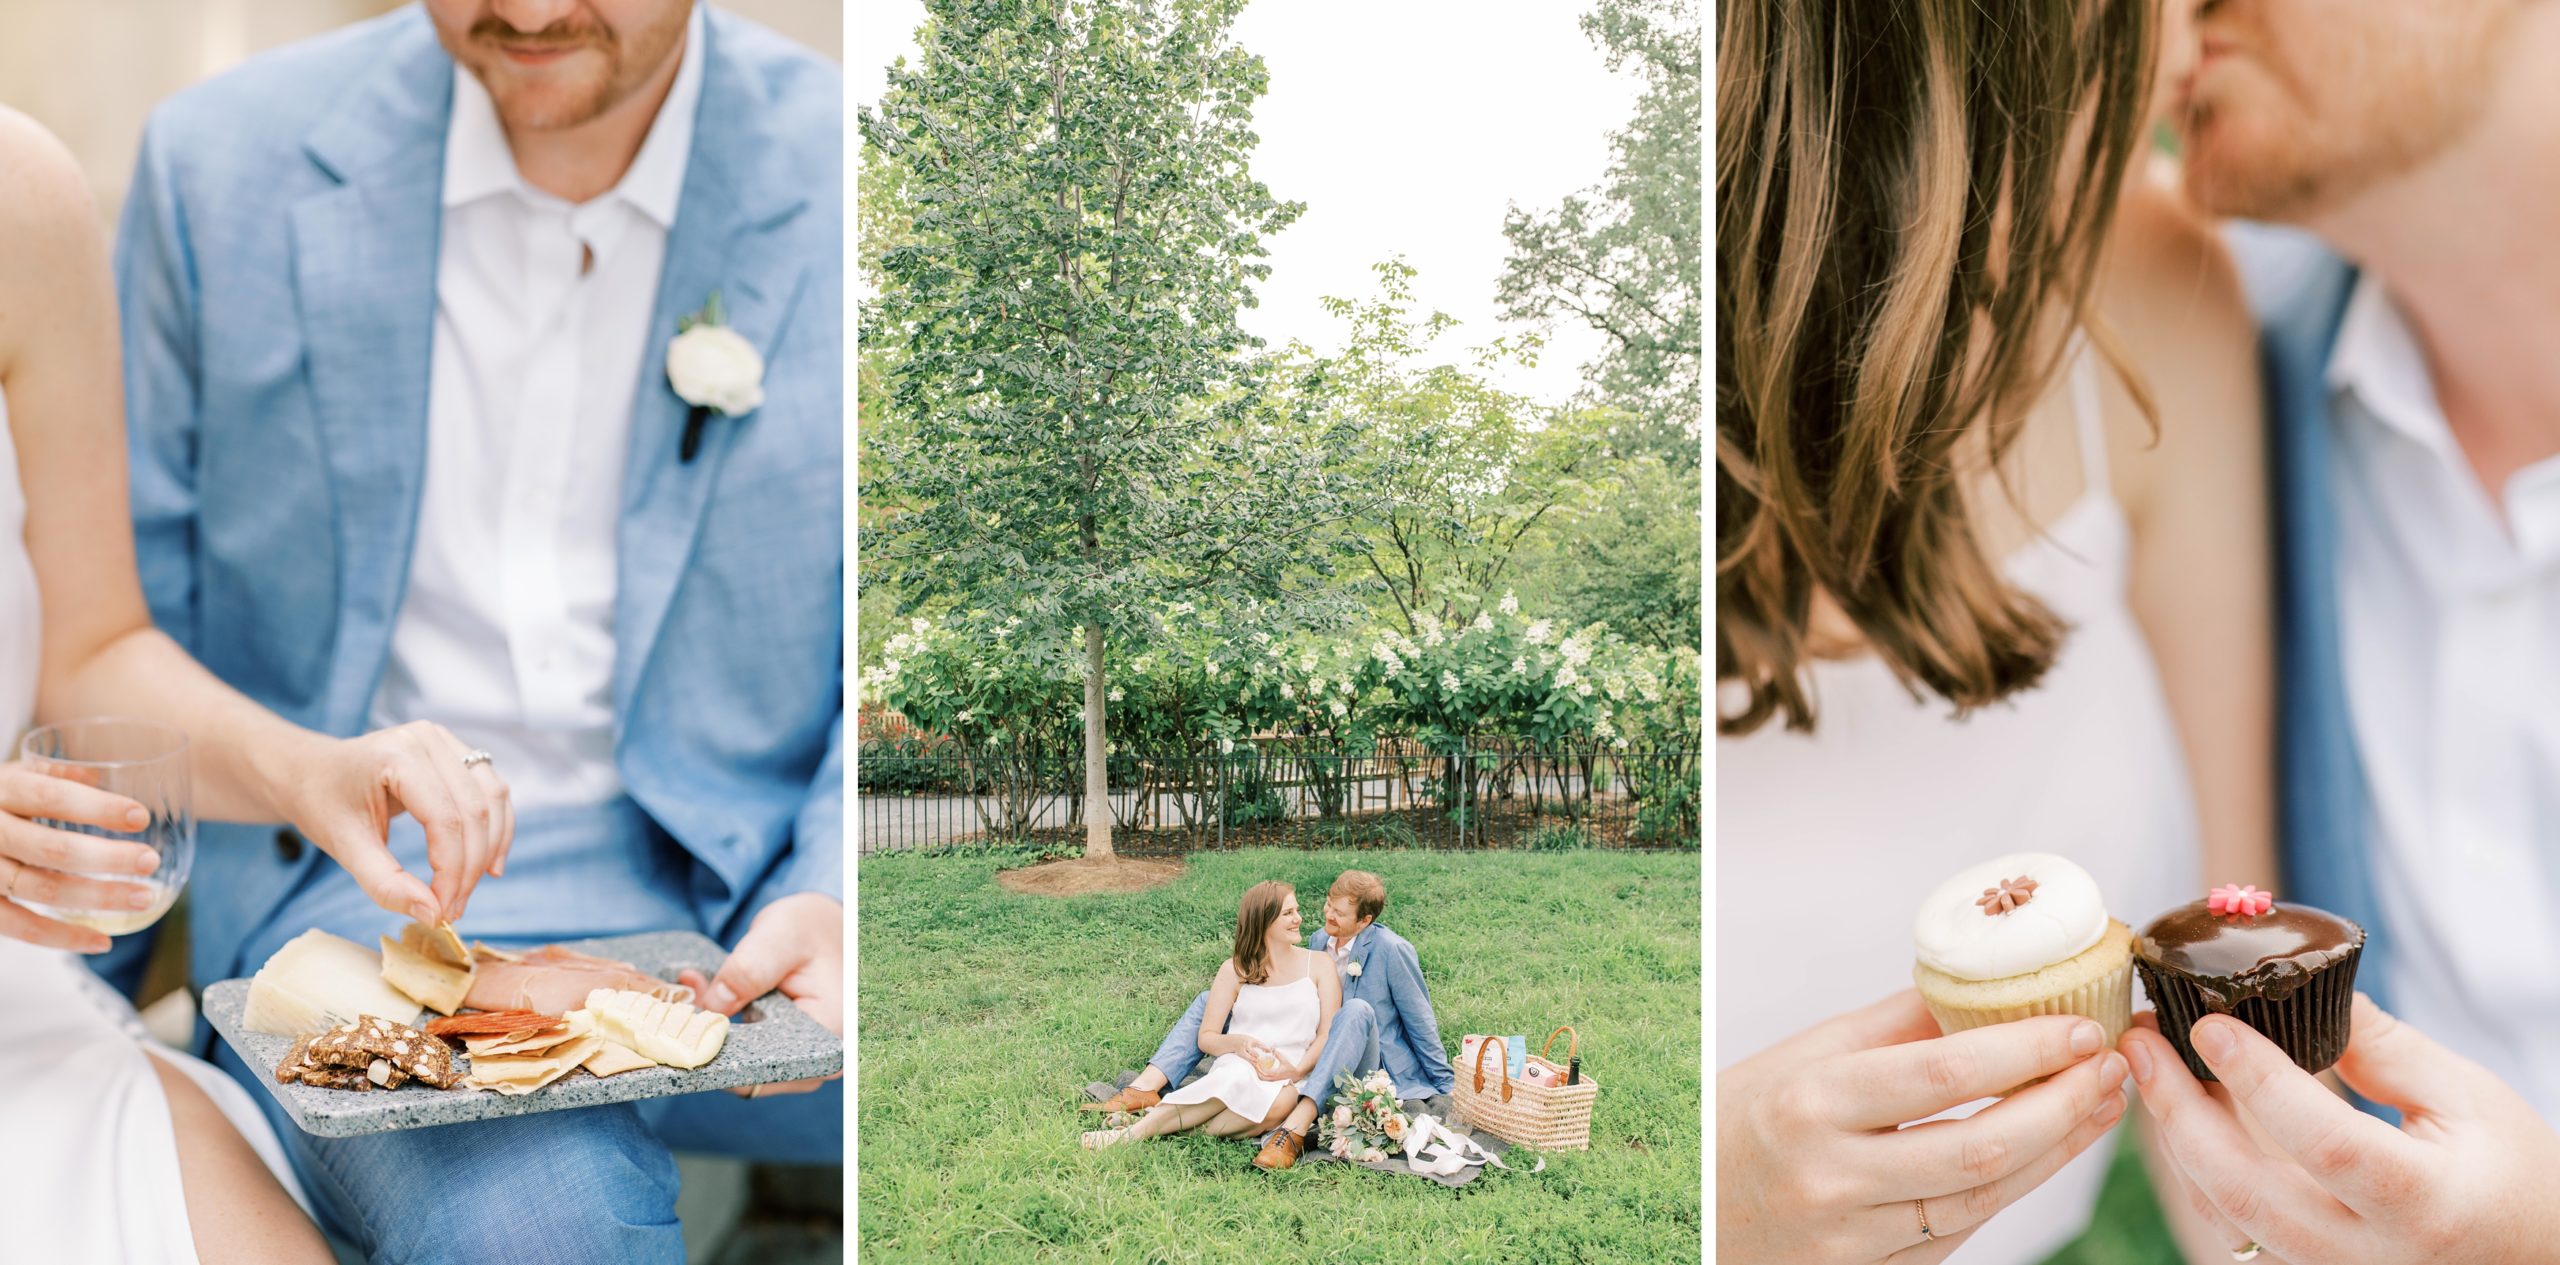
(0, 389, 310, 1262)
(1159, 970, 1321, 1123)
(1719, 356, 2205, 1264)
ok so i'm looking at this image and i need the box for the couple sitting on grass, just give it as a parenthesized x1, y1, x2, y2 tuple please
(1080, 870, 1454, 1170)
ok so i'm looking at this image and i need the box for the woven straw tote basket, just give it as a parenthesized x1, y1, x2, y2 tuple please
(1450, 1026, 1597, 1151)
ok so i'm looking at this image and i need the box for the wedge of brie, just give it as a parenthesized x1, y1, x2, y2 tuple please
(581, 988, 727, 1070)
(379, 920, 476, 1014)
(242, 930, 423, 1036)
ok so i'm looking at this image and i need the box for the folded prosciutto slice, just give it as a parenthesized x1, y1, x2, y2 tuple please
(462, 944, 693, 1016)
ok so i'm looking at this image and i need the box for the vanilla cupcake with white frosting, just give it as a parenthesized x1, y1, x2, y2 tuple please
(1912, 852, 2134, 1044)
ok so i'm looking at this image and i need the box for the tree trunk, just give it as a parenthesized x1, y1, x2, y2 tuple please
(1083, 622, 1114, 859)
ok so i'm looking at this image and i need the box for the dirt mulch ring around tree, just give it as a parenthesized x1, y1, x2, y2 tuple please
(995, 855, 1187, 897)
(980, 798, 1690, 858)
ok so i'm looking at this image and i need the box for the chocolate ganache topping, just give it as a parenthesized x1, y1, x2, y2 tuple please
(2136, 899, 2364, 1007)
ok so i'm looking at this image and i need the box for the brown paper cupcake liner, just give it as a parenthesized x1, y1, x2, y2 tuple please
(2136, 939, 2361, 1082)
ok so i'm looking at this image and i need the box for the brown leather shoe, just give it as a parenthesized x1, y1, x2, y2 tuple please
(1252, 1127, 1307, 1171)
(1081, 1086, 1162, 1114)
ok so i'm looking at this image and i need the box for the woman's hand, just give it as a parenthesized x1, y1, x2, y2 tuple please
(0, 762, 163, 953)
(265, 722, 513, 926)
(1719, 990, 2129, 1264)
(2126, 994, 2560, 1263)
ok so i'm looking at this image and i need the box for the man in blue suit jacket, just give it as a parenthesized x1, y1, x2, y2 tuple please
(2116, 6, 2560, 1256)
(114, 4, 840, 1261)
(1088, 870, 1455, 1170)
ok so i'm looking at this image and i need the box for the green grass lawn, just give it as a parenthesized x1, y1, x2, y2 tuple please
(857, 847, 1703, 1264)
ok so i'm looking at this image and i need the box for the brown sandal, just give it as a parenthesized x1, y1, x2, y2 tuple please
(1081, 1086, 1162, 1114)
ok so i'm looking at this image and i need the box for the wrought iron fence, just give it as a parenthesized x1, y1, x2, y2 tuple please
(855, 741, 1701, 855)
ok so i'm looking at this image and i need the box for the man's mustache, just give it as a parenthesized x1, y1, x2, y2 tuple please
(469, 17, 612, 51)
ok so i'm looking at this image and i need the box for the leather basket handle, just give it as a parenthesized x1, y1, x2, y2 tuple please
(1470, 1036, 1513, 1102)
(1540, 1025, 1580, 1066)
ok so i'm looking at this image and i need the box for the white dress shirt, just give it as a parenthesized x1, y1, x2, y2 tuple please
(2330, 275, 2560, 1124)
(371, 8, 704, 810)
(1328, 926, 1365, 970)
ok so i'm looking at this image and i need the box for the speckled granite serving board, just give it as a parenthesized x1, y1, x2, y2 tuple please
(206, 931, 842, 1138)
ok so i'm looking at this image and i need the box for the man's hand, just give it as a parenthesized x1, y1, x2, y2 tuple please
(2126, 993, 2560, 1263)
(678, 891, 842, 1097)
(269, 721, 512, 925)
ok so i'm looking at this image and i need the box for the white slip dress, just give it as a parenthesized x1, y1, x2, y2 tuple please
(1159, 970, 1322, 1124)
(0, 389, 312, 1262)
(1718, 355, 2205, 1263)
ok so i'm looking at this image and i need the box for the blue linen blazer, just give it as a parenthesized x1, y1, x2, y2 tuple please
(1308, 923, 1457, 1097)
(113, 5, 843, 989)
(2229, 222, 2392, 1013)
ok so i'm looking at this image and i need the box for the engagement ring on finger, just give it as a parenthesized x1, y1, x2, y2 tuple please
(1914, 1198, 1935, 1242)
(461, 750, 494, 770)
(1, 860, 18, 901)
(2232, 1245, 2261, 1262)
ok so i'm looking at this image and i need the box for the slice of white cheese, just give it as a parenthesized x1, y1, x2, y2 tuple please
(241, 930, 423, 1036)
(583, 988, 727, 1070)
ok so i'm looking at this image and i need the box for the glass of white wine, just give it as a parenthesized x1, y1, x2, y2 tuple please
(18, 718, 192, 936)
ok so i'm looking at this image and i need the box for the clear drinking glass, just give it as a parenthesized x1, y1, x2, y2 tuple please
(18, 718, 193, 935)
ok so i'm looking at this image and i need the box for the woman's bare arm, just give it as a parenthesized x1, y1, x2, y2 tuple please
(1196, 962, 1252, 1058)
(0, 107, 334, 824)
(2101, 178, 2279, 892)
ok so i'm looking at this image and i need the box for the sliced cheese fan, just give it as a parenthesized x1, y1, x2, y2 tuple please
(582, 988, 728, 1070)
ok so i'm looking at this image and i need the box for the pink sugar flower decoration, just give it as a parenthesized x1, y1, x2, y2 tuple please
(2208, 883, 2273, 917)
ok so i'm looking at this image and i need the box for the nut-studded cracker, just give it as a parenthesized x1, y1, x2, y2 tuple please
(293, 1015, 461, 1089)
(287, 1063, 383, 1092)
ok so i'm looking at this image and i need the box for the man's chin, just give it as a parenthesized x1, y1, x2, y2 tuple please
(480, 73, 615, 133)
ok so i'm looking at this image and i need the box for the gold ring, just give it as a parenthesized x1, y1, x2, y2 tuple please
(1915, 1197, 1936, 1242)
(2232, 1245, 2262, 1262)
(1, 859, 18, 901)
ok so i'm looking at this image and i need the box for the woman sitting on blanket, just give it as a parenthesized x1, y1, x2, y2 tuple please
(1084, 881, 1338, 1149)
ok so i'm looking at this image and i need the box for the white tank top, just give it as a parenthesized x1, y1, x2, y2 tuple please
(1718, 356, 2203, 1264)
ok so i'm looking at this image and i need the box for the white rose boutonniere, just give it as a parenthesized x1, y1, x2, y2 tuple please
(669, 291, 765, 462)
(1344, 959, 1362, 979)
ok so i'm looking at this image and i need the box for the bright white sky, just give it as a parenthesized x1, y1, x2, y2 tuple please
(853, 1, 1641, 405)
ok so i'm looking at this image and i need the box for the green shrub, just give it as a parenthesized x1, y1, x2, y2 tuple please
(1525, 823, 1591, 852)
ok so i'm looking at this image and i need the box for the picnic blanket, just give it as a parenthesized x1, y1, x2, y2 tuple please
(1083, 1069, 1533, 1187)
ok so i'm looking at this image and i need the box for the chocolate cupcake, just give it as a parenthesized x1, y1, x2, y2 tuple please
(2134, 885, 2364, 1081)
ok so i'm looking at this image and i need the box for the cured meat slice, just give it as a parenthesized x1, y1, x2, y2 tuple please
(461, 943, 693, 1015)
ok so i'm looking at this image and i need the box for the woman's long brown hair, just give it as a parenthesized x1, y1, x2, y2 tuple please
(1717, 0, 2157, 734)
(1231, 881, 1295, 985)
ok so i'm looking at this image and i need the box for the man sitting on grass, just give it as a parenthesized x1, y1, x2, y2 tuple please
(1086, 870, 1455, 1170)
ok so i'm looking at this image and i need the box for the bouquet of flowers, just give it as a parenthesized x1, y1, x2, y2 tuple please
(1318, 1069, 1407, 1162)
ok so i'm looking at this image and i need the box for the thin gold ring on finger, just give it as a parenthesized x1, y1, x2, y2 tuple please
(461, 750, 494, 770)
(2232, 1244, 2261, 1262)
(1914, 1197, 1936, 1242)
(0, 858, 18, 901)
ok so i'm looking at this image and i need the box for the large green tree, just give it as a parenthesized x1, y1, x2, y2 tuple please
(861, 0, 1359, 859)
(1277, 259, 1609, 636)
(1497, 0, 1702, 458)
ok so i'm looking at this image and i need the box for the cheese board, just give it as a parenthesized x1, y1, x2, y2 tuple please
(206, 930, 841, 1138)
